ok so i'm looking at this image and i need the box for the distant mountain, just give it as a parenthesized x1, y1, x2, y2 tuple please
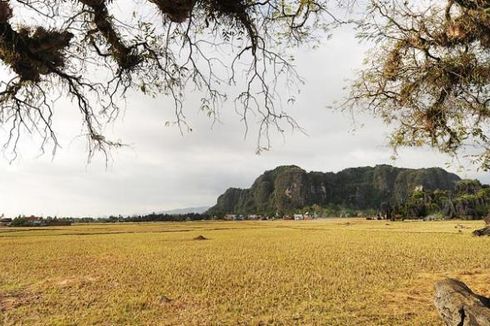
(161, 206, 210, 215)
(207, 165, 462, 216)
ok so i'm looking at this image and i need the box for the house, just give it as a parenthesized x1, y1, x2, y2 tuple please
(224, 214, 237, 221)
(26, 215, 43, 226)
(294, 214, 304, 220)
(304, 212, 315, 220)
(0, 217, 12, 226)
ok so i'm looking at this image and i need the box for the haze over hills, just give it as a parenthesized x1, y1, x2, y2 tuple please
(160, 206, 210, 215)
(207, 165, 463, 216)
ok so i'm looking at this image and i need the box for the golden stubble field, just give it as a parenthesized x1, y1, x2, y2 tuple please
(0, 219, 489, 325)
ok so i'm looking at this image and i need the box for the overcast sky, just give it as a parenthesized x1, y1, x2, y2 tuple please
(1, 24, 488, 218)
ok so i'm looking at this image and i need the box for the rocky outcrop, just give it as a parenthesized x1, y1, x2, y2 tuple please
(452, 180, 490, 219)
(473, 227, 490, 236)
(434, 279, 490, 326)
(207, 165, 461, 216)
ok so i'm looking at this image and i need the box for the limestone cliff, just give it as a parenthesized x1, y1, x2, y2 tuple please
(207, 165, 461, 216)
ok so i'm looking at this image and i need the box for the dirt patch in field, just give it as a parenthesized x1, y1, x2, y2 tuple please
(158, 295, 173, 305)
(193, 235, 208, 240)
(0, 290, 40, 312)
(56, 275, 98, 288)
(154, 295, 203, 313)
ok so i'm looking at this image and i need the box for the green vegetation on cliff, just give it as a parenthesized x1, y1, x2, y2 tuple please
(207, 165, 471, 218)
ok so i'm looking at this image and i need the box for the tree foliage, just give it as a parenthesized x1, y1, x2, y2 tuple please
(347, 0, 490, 169)
(2, 0, 490, 167)
(394, 179, 490, 219)
(0, 0, 338, 159)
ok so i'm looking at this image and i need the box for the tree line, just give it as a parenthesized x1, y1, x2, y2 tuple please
(7, 212, 211, 227)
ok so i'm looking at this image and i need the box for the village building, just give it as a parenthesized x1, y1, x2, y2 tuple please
(26, 216, 44, 226)
(304, 212, 315, 220)
(0, 216, 12, 226)
(294, 214, 304, 220)
(224, 214, 237, 221)
(224, 214, 245, 221)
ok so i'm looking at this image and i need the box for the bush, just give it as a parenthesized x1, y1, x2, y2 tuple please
(10, 217, 31, 227)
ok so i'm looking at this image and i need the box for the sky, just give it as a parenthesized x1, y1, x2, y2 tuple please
(1, 19, 489, 217)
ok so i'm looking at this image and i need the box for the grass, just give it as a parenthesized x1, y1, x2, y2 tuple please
(0, 219, 489, 325)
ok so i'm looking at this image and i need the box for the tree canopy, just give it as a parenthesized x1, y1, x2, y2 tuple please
(0, 0, 337, 158)
(347, 0, 490, 169)
(0, 0, 489, 168)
